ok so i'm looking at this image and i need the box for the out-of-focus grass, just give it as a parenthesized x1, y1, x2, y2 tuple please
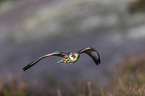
(0, 54, 145, 96)
(107, 54, 145, 96)
(0, 74, 28, 96)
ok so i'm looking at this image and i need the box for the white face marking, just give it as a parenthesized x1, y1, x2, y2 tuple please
(69, 53, 78, 61)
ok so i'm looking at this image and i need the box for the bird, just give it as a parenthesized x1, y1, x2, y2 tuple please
(23, 47, 101, 71)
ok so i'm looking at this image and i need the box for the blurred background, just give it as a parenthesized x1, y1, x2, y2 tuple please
(0, 0, 145, 96)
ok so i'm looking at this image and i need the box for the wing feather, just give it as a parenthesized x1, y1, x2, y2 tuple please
(78, 47, 101, 65)
(23, 51, 66, 71)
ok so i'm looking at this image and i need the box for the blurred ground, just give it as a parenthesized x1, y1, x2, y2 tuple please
(0, 0, 145, 95)
(0, 47, 145, 96)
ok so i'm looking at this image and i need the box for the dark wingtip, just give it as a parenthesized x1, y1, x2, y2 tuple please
(23, 64, 32, 72)
(96, 59, 101, 65)
(98, 59, 101, 64)
(23, 67, 27, 72)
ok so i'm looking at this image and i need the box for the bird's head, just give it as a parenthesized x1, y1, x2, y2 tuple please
(69, 52, 79, 61)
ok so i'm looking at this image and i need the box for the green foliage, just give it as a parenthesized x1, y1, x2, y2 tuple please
(0, 0, 5, 4)
(129, 0, 145, 13)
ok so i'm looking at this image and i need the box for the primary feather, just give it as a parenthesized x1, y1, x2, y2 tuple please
(23, 47, 101, 71)
(23, 51, 66, 71)
(78, 47, 101, 65)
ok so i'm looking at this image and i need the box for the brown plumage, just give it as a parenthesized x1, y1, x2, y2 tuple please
(23, 47, 101, 71)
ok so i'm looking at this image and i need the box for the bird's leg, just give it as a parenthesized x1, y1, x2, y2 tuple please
(57, 56, 68, 63)
(57, 59, 64, 63)
(57, 60, 61, 63)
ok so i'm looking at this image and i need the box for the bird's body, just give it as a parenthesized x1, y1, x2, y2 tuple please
(57, 52, 79, 64)
(23, 47, 101, 71)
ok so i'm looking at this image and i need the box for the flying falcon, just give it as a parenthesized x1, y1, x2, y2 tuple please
(23, 47, 101, 71)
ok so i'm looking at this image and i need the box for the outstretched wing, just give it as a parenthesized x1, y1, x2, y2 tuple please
(23, 51, 66, 71)
(78, 47, 101, 65)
